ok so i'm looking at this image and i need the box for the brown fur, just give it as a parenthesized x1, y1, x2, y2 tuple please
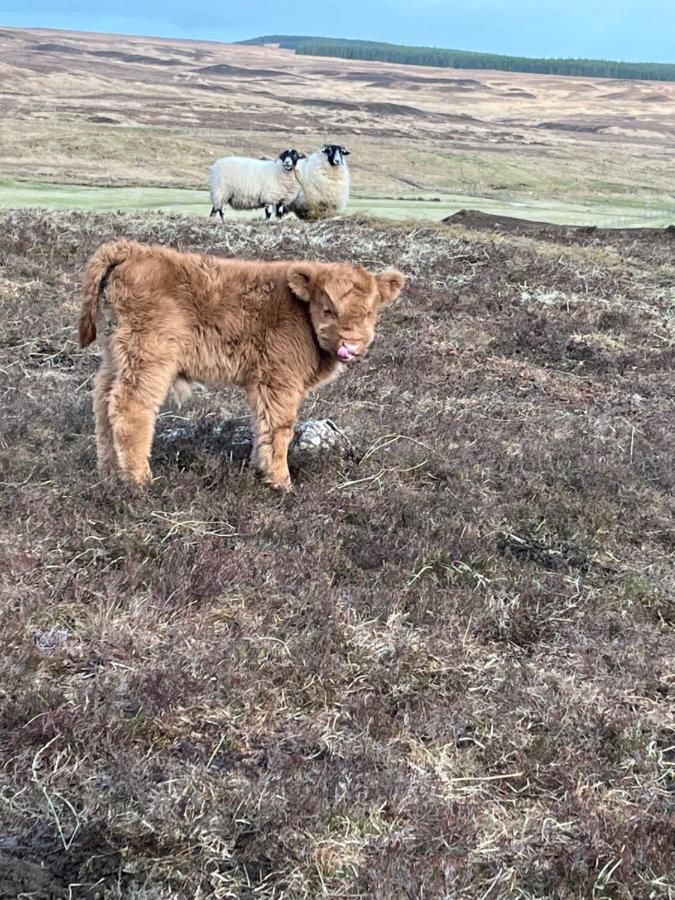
(79, 239, 404, 489)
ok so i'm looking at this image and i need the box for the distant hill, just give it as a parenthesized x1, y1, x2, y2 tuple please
(238, 35, 675, 82)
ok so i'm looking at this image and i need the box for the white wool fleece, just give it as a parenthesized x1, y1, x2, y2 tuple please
(208, 157, 302, 213)
(288, 152, 351, 220)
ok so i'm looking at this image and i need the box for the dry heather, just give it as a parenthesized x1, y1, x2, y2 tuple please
(0, 209, 673, 899)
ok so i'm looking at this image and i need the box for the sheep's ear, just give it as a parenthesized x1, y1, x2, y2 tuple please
(288, 264, 315, 302)
(375, 271, 405, 307)
(341, 147, 351, 155)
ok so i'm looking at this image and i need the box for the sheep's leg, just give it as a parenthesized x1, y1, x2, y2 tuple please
(210, 206, 217, 217)
(93, 363, 118, 477)
(265, 205, 273, 220)
(108, 345, 176, 485)
(276, 204, 286, 219)
(247, 382, 301, 490)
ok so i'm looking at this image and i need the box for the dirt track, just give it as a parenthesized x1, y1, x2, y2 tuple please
(444, 208, 675, 238)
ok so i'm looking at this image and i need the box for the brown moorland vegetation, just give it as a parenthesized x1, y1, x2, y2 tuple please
(1, 26, 674, 206)
(0, 209, 673, 898)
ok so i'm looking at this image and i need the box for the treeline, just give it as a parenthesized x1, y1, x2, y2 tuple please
(238, 35, 675, 82)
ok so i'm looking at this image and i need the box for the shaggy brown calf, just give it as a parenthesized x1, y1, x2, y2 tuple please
(79, 240, 404, 489)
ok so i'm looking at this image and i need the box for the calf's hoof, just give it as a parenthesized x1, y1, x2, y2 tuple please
(121, 464, 153, 487)
(267, 474, 292, 492)
(97, 461, 118, 480)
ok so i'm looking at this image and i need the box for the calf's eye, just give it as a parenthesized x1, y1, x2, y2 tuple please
(323, 307, 336, 318)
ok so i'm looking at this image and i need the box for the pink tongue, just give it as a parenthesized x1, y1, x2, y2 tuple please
(337, 345, 351, 360)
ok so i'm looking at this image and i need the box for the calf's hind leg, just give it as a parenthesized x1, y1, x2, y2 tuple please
(108, 355, 176, 485)
(93, 364, 118, 477)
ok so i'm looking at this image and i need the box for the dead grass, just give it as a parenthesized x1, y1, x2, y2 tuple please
(1, 27, 674, 206)
(0, 209, 673, 898)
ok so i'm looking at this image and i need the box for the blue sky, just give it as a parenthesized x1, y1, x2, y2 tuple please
(1, 0, 673, 63)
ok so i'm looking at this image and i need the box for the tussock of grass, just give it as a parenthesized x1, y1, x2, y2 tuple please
(0, 210, 673, 898)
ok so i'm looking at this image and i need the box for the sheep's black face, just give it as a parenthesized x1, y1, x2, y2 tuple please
(279, 148, 306, 171)
(322, 145, 351, 167)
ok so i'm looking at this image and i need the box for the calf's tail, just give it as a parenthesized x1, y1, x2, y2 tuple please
(79, 239, 138, 348)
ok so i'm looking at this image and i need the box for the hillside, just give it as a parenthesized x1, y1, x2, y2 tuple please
(240, 35, 675, 81)
(0, 25, 674, 221)
(0, 208, 673, 897)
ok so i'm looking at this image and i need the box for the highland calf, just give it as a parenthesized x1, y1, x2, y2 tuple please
(79, 240, 404, 490)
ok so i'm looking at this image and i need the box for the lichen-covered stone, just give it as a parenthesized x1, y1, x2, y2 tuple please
(158, 418, 349, 463)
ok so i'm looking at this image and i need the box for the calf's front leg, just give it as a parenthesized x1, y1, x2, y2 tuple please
(247, 382, 302, 490)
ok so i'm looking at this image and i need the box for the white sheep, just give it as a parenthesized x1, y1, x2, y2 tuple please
(208, 149, 305, 220)
(284, 144, 351, 221)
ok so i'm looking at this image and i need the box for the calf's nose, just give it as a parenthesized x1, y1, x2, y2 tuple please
(338, 340, 365, 359)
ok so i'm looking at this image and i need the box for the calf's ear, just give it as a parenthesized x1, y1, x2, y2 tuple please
(288, 264, 315, 302)
(375, 271, 405, 307)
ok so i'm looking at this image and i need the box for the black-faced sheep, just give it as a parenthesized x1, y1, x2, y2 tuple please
(282, 144, 351, 220)
(208, 149, 305, 220)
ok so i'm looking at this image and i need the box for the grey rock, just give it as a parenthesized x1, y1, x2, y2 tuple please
(35, 627, 69, 652)
(157, 418, 351, 463)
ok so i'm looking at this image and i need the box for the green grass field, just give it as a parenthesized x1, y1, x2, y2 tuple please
(1, 179, 672, 227)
